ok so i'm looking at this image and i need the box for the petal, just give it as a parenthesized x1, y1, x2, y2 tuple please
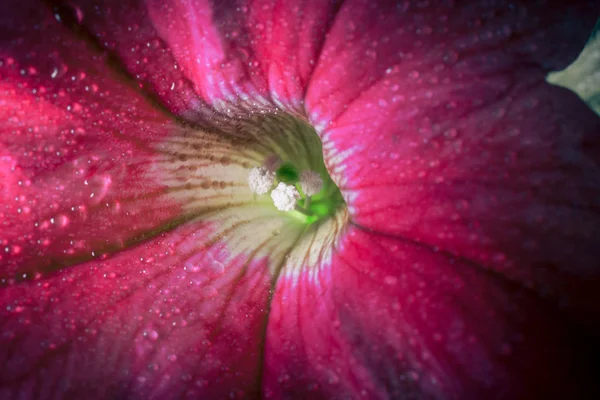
(1, 219, 272, 399)
(262, 2, 600, 397)
(145, 0, 343, 112)
(69, 0, 343, 114)
(1, 1, 284, 280)
(264, 226, 600, 399)
(0, 0, 192, 278)
(346, 83, 600, 324)
(306, 0, 600, 126)
(48, 0, 209, 120)
(305, 2, 600, 322)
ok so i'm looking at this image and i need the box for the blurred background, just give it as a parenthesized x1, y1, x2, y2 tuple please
(548, 19, 600, 115)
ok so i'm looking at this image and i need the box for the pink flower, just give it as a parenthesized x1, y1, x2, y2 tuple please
(1, 0, 600, 399)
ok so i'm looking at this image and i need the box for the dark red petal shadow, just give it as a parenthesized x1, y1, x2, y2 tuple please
(266, 227, 598, 399)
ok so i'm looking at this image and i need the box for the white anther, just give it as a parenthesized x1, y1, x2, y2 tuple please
(299, 170, 323, 196)
(263, 154, 282, 172)
(271, 182, 301, 212)
(248, 167, 275, 195)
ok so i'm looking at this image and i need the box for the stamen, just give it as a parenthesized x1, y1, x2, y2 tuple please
(271, 182, 301, 212)
(303, 195, 312, 210)
(294, 204, 312, 216)
(299, 170, 323, 196)
(248, 166, 275, 195)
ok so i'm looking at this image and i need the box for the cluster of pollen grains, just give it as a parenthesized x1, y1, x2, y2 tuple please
(247, 166, 275, 195)
(271, 182, 301, 212)
(247, 154, 325, 216)
(155, 112, 347, 276)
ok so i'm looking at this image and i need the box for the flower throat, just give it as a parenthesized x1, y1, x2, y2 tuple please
(244, 114, 345, 226)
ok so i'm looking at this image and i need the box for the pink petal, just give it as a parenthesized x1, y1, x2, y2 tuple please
(0, 1, 187, 279)
(306, 0, 600, 125)
(146, 0, 344, 112)
(265, 226, 599, 398)
(306, 2, 600, 322)
(264, 1, 600, 398)
(70, 0, 342, 114)
(49, 0, 211, 121)
(1, 220, 271, 399)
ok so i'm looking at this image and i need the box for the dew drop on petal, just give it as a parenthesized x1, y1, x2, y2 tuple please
(148, 330, 159, 341)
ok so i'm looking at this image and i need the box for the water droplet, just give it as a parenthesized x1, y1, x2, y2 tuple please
(50, 64, 68, 79)
(327, 373, 339, 385)
(57, 214, 69, 227)
(444, 128, 458, 138)
(443, 51, 459, 64)
(53, 4, 84, 26)
(148, 330, 159, 341)
(418, 26, 432, 35)
(492, 252, 507, 263)
(384, 276, 398, 285)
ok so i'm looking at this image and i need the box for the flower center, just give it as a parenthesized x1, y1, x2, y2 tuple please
(248, 149, 345, 225)
(157, 111, 348, 276)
